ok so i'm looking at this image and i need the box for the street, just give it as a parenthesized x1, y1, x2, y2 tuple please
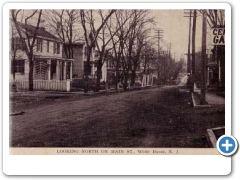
(10, 85, 224, 147)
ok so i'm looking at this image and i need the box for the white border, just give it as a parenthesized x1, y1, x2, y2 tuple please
(3, 3, 231, 175)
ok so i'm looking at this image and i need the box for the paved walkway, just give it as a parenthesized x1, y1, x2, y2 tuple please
(177, 76, 225, 106)
(205, 93, 225, 105)
(194, 84, 225, 105)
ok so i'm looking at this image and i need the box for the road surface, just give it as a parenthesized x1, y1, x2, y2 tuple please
(10, 85, 224, 147)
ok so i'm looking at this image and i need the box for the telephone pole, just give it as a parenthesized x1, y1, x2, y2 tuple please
(191, 10, 197, 92)
(201, 10, 207, 104)
(154, 29, 164, 59)
(154, 29, 164, 84)
(184, 10, 193, 74)
(169, 43, 171, 60)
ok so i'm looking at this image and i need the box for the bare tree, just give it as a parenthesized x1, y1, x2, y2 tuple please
(11, 9, 43, 91)
(121, 10, 154, 90)
(80, 9, 116, 92)
(106, 10, 135, 90)
(45, 10, 80, 59)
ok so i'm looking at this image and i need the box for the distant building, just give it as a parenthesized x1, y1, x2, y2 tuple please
(65, 42, 108, 82)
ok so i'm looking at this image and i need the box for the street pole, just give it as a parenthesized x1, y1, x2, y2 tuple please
(154, 29, 163, 84)
(184, 10, 192, 74)
(191, 10, 197, 93)
(201, 10, 207, 104)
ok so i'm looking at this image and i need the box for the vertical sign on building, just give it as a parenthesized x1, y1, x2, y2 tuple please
(212, 28, 225, 45)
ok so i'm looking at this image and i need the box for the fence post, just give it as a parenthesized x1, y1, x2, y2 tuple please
(66, 80, 71, 92)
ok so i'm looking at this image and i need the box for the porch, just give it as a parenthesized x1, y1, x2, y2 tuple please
(33, 56, 74, 81)
(11, 56, 74, 92)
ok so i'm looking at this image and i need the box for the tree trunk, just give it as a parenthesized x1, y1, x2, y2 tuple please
(96, 64, 102, 92)
(115, 61, 120, 90)
(84, 47, 92, 93)
(130, 70, 136, 87)
(29, 58, 34, 91)
(12, 57, 16, 80)
(123, 75, 128, 91)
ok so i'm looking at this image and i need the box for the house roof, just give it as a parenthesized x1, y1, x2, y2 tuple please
(16, 21, 61, 42)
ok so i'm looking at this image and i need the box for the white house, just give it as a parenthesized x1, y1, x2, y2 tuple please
(10, 21, 74, 91)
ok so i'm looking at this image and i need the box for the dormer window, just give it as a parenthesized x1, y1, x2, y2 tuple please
(37, 38, 43, 52)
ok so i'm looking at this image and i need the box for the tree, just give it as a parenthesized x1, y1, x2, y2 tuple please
(80, 9, 116, 92)
(45, 10, 80, 59)
(88, 10, 121, 92)
(106, 10, 135, 90)
(11, 9, 43, 91)
(10, 21, 24, 80)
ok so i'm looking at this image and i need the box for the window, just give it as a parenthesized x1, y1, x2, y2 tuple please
(53, 42, 56, 54)
(11, 37, 24, 51)
(57, 43, 60, 54)
(37, 38, 43, 52)
(53, 42, 60, 54)
(47, 40, 50, 53)
(11, 60, 25, 74)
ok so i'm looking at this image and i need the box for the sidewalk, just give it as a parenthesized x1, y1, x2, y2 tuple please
(206, 93, 225, 105)
(194, 84, 225, 105)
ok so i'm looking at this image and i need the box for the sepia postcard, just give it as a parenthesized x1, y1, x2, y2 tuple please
(6, 3, 229, 157)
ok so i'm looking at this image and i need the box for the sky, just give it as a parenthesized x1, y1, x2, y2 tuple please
(151, 10, 212, 61)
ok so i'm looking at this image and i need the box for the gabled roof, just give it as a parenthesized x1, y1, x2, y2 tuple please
(16, 21, 61, 42)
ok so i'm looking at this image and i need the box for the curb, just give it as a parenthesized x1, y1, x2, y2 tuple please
(206, 126, 225, 148)
(207, 129, 217, 148)
(191, 92, 211, 108)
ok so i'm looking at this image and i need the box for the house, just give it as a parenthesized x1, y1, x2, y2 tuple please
(68, 43, 109, 90)
(10, 21, 74, 91)
(194, 49, 224, 91)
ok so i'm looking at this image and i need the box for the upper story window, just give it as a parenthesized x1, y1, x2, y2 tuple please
(54, 42, 60, 54)
(47, 40, 50, 53)
(37, 38, 43, 52)
(11, 59, 25, 74)
(57, 43, 60, 54)
(11, 37, 24, 51)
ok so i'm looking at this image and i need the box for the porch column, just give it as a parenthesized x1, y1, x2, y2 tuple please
(48, 59, 51, 81)
(63, 61, 67, 80)
(56, 60, 59, 80)
(70, 62, 73, 80)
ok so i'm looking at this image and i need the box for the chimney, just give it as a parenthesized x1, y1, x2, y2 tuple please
(39, 19, 45, 29)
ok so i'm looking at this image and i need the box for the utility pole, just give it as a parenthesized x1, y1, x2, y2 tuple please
(154, 29, 163, 84)
(169, 43, 171, 60)
(191, 10, 197, 92)
(184, 10, 193, 74)
(201, 10, 207, 104)
(154, 29, 163, 59)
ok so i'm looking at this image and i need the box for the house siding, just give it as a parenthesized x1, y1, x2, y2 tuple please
(63, 44, 85, 79)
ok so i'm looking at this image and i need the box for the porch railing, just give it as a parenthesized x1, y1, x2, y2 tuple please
(11, 80, 71, 92)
